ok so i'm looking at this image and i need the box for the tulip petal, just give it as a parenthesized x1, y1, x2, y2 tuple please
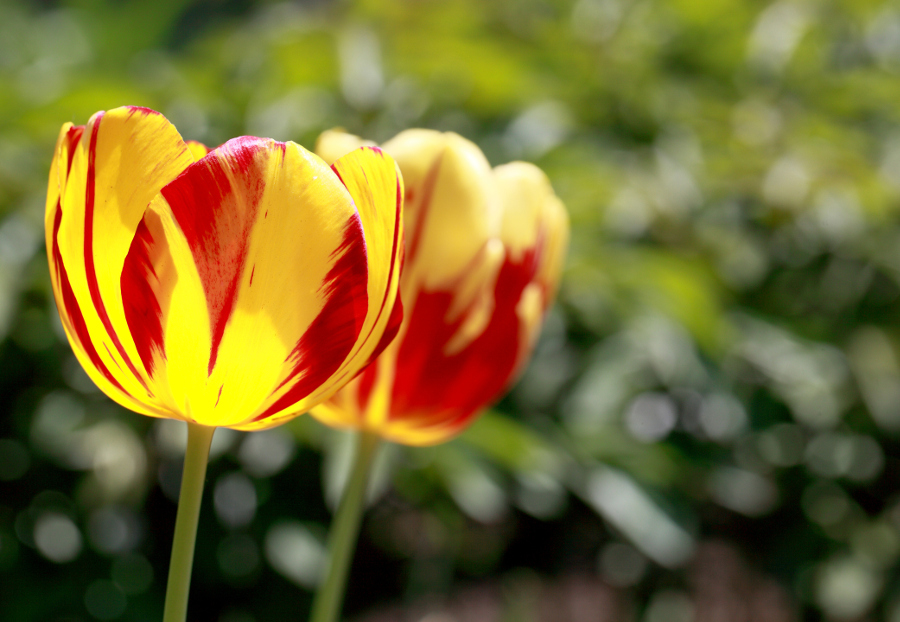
(386, 252, 536, 445)
(54, 107, 195, 414)
(383, 131, 499, 290)
(120, 208, 172, 381)
(45, 123, 76, 254)
(44, 122, 84, 222)
(329, 147, 404, 370)
(47, 121, 169, 416)
(495, 162, 569, 282)
(123, 137, 370, 428)
(268, 146, 405, 428)
(46, 126, 120, 402)
(49, 194, 129, 400)
(367, 293, 404, 366)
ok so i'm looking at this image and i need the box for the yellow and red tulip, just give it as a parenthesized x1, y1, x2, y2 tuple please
(313, 129, 568, 446)
(46, 107, 403, 430)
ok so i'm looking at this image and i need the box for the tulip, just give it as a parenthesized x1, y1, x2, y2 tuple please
(46, 106, 403, 431)
(314, 128, 568, 445)
(308, 129, 567, 622)
(45, 106, 403, 622)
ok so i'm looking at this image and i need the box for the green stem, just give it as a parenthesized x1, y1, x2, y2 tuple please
(163, 422, 216, 622)
(310, 431, 381, 622)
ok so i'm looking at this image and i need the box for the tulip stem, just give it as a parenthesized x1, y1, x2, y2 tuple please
(310, 431, 381, 622)
(163, 422, 216, 622)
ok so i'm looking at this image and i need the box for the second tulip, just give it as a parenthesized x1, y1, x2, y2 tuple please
(314, 129, 568, 446)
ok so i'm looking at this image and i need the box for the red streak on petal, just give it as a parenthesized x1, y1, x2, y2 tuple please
(125, 106, 159, 118)
(374, 169, 403, 329)
(363, 294, 402, 369)
(329, 154, 404, 372)
(389, 245, 541, 432)
(63, 125, 84, 176)
(121, 215, 166, 377)
(103, 343, 121, 369)
(249, 265, 255, 287)
(215, 385, 224, 407)
(161, 136, 271, 375)
(356, 361, 378, 412)
(51, 202, 125, 394)
(82, 113, 151, 390)
(254, 214, 368, 421)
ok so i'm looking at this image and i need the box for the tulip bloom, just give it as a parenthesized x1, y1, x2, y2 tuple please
(45, 107, 404, 430)
(313, 129, 568, 445)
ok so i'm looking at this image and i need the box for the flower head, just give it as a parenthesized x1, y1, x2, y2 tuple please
(313, 129, 568, 445)
(46, 107, 403, 430)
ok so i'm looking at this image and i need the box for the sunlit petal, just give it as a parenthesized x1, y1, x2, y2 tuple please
(47, 109, 400, 431)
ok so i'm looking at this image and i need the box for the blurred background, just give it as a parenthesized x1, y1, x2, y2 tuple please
(3, 0, 900, 620)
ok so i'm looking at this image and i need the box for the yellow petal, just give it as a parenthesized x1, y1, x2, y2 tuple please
(46, 122, 150, 414)
(55, 107, 194, 414)
(494, 162, 553, 259)
(329, 147, 404, 370)
(383, 130, 500, 291)
(309, 147, 405, 431)
(125, 137, 370, 429)
(495, 162, 569, 302)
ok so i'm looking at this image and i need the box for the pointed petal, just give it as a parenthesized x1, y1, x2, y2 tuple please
(44, 123, 83, 233)
(384, 131, 499, 290)
(495, 161, 570, 314)
(267, 146, 405, 431)
(46, 122, 160, 416)
(55, 107, 195, 409)
(49, 194, 146, 413)
(326, 146, 404, 381)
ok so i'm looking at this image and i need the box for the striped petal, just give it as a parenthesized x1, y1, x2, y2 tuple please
(386, 165, 567, 444)
(312, 138, 406, 372)
(495, 161, 569, 337)
(309, 147, 405, 432)
(46, 122, 80, 274)
(329, 147, 404, 370)
(384, 130, 500, 291)
(121, 137, 371, 429)
(47, 123, 135, 409)
(53, 107, 195, 415)
(277, 145, 404, 397)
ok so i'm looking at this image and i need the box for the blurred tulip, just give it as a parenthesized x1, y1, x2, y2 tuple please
(314, 129, 568, 445)
(45, 107, 404, 430)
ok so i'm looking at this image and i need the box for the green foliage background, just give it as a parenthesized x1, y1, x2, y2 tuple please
(3, 0, 900, 620)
